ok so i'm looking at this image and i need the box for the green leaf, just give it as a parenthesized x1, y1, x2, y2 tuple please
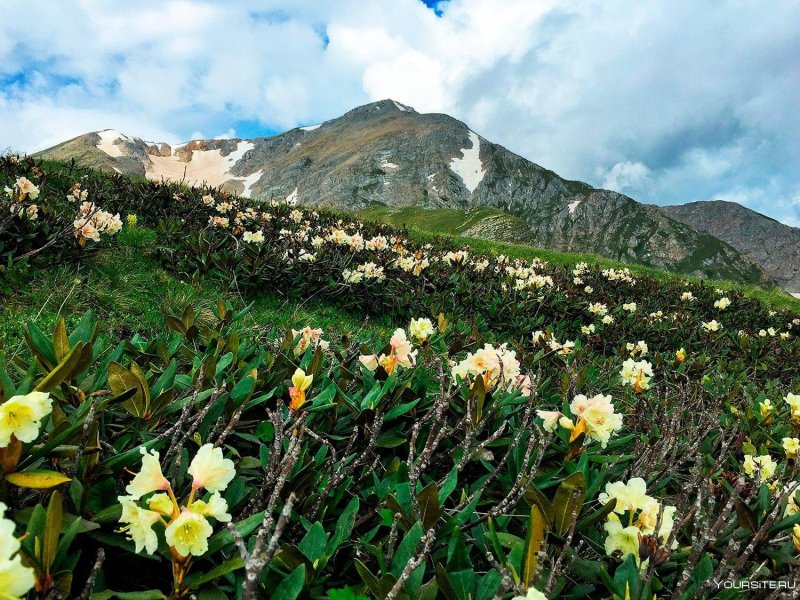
(272, 564, 306, 600)
(299, 522, 328, 564)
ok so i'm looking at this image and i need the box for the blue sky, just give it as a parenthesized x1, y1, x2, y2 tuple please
(1, 0, 798, 226)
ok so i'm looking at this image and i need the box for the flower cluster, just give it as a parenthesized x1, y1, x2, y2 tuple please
(73, 201, 123, 243)
(599, 478, 677, 564)
(451, 342, 531, 396)
(620, 358, 654, 392)
(360, 328, 417, 375)
(538, 393, 624, 448)
(118, 444, 235, 558)
(290, 326, 330, 356)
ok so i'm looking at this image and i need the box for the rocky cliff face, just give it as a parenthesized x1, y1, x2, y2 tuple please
(38, 99, 772, 286)
(663, 201, 800, 295)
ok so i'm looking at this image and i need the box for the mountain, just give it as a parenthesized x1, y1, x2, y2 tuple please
(663, 201, 800, 296)
(37, 99, 771, 286)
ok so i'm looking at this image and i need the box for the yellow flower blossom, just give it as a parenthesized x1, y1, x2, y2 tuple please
(165, 509, 213, 558)
(118, 496, 161, 554)
(187, 443, 235, 493)
(0, 391, 52, 447)
(125, 447, 170, 499)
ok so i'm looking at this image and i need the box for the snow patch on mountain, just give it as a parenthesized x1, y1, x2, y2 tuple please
(568, 200, 581, 215)
(96, 130, 129, 157)
(449, 131, 485, 193)
(300, 124, 321, 131)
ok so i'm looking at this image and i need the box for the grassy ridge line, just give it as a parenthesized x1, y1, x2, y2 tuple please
(356, 205, 800, 313)
(0, 227, 389, 359)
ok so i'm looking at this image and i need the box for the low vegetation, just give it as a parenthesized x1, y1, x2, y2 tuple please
(1, 155, 799, 599)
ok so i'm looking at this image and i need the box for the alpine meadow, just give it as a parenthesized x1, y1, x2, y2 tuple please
(2, 2, 800, 599)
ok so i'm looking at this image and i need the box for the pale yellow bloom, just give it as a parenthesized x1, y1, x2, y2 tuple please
(126, 447, 170, 499)
(512, 587, 548, 600)
(599, 478, 651, 513)
(187, 443, 235, 492)
(620, 359, 653, 392)
(359, 354, 379, 371)
(570, 393, 624, 448)
(637, 498, 677, 546)
(702, 320, 722, 332)
(409, 318, 435, 343)
(675, 348, 686, 363)
(0, 391, 52, 447)
(165, 509, 213, 557)
(147, 493, 174, 516)
(604, 514, 642, 559)
(759, 399, 775, 418)
(189, 492, 231, 523)
(782, 437, 799, 460)
(536, 410, 561, 433)
(118, 496, 161, 554)
(743, 454, 776, 482)
(0, 502, 35, 597)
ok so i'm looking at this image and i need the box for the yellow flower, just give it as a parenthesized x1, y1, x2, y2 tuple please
(743, 454, 776, 482)
(599, 478, 651, 514)
(785, 393, 800, 423)
(0, 501, 35, 597)
(759, 399, 775, 419)
(359, 354, 379, 371)
(675, 348, 686, 363)
(288, 368, 313, 412)
(118, 496, 160, 555)
(188, 492, 231, 523)
(701, 320, 722, 332)
(126, 447, 170, 499)
(147, 493, 175, 516)
(291, 368, 313, 392)
(570, 394, 624, 448)
(187, 444, 235, 493)
(165, 509, 213, 558)
(620, 359, 653, 392)
(792, 524, 800, 552)
(636, 497, 677, 546)
(0, 391, 52, 447)
(512, 587, 548, 600)
(782, 437, 799, 460)
(126, 214, 137, 227)
(604, 514, 642, 559)
(409, 318, 435, 343)
(536, 410, 561, 433)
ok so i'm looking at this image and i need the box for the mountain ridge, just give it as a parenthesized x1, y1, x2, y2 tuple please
(37, 99, 777, 288)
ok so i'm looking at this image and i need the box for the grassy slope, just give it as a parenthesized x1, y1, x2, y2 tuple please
(0, 227, 390, 360)
(356, 206, 800, 313)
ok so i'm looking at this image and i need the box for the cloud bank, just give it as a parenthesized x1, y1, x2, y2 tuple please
(1, 0, 798, 225)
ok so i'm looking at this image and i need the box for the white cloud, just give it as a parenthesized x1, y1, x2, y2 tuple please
(598, 161, 651, 194)
(0, 0, 798, 226)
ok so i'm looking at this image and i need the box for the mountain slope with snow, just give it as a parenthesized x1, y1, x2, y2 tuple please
(37, 99, 772, 286)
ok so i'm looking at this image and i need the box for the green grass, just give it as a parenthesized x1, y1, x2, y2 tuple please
(358, 205, 533, 241)
(0, 227, 390, 359)
(356, 207, 800, 314)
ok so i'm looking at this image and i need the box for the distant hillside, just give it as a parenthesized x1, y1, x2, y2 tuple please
(663, 201, 800, 296)
(38, 99, 771, 287)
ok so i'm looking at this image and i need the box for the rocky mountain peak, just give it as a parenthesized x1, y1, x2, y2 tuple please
(36, 101, 782, 289)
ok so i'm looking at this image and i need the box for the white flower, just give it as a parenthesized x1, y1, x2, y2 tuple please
(0, 391, 52, 447)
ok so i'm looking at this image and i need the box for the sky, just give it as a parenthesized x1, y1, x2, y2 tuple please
(1, 0, 798, 226)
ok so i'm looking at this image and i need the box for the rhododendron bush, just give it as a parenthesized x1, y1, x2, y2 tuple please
(0, 156, 799, 598)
